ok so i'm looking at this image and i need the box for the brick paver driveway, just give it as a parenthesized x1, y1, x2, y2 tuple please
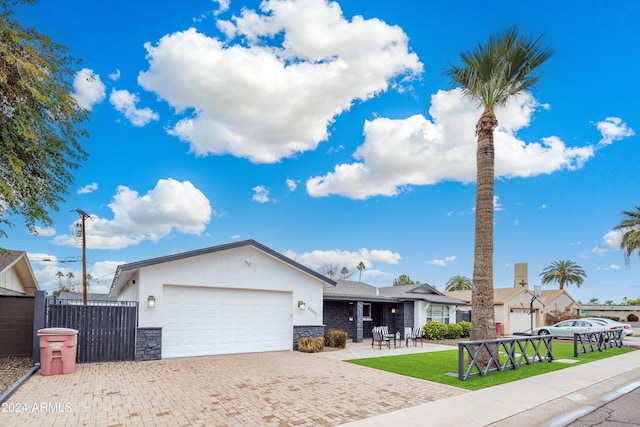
(2, 343, 467, 426)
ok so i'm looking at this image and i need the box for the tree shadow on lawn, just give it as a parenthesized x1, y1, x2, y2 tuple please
(346, 342, 635, 391)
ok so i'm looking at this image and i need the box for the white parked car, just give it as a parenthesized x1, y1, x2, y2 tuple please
(582, 317, 632, 337)
(533, 319, 609, 338)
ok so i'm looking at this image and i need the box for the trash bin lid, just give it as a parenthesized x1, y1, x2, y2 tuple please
(37, 327, 79, 336)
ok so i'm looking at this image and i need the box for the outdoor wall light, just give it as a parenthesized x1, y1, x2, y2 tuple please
(390, 307, 396, 314)
(298, 300, 306, 310)
(147, 295, 156, 309)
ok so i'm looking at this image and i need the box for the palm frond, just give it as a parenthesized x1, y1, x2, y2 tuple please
(446, 26, 552, 109)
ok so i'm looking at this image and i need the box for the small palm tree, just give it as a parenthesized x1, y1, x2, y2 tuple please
(357, 261, 366, 281)
(445, 275, 473, 291)
(56, 271, 64, 286)
(447, 27, 552, 340)
(613, 206, 640, 265)
(540, 260, 586, 290)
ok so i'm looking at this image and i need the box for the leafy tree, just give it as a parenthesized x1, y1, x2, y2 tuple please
(604, 300, 614, 305)
(447, 27, 552, 340)
(589, 297, 600, 304)
(613, 206, 640, 265)
(626, 296, 640, 305)
(52, 285, 72, 297)
(0, 0, 89, 240)
(540, 260, 586, 290)
(357, 261, 365, 282)
(392, 274, 418, 286)
(444, 275, 473, 291)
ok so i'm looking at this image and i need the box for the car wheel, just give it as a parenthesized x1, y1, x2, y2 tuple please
(538, 329, 550, 335)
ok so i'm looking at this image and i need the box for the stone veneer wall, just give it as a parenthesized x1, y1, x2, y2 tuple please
(293, 325, 325, 350)
(136, 327, 162, 361)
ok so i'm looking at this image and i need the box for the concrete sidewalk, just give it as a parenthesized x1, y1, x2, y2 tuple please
(340, 348, 640, 427)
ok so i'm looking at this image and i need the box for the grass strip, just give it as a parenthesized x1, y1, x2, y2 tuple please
(346, 342, 634, 391)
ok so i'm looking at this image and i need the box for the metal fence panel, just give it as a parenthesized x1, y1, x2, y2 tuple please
(45, 298, 137, 363)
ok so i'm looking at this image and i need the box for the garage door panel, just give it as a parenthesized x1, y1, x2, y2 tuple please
(163, 285, 292, 358)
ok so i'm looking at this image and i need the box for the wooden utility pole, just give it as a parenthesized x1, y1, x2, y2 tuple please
(75, 209, 90, 305)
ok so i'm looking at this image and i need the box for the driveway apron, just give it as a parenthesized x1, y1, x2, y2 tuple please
(2, 344, 467, 426)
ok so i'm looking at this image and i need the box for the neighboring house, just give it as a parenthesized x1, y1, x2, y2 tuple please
(445, 263, 581, 334)
(54, 291, 119, 305)
(109, 239, 336, 360)
(538, 289, 581, 317)
(323, 280, 467, 343)
(445, 287, 545, 335)
(580, 304, 640, 322)
(0, 249, 39, 296)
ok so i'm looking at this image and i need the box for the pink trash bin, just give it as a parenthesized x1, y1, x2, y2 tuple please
(37, 328, 79, 376)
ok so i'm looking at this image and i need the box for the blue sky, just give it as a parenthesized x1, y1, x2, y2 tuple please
(6, 0, 639, 304)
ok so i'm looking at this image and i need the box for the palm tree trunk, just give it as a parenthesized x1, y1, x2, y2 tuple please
(471, 108, 497, 342)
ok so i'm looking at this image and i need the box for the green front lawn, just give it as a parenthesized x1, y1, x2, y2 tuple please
(346, 342, 634, 391)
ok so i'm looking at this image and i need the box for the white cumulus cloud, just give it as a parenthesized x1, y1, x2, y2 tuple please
(307, 89, 599, 199)
(427, 255, 456, 267)
(595, 117, 634, 146)
(52, 179, 212, 249)
(78, 182, 98, 194)
(593, 229, 623, 254)
(284, 247, 401, 270)
(71, 68, 106, 110)
(252, 185, 271, 203)
(138, 0, 422, 163)
(109, 89, 159, 126)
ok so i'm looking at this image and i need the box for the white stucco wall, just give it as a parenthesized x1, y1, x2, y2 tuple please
(0, 265, 26, 295)
(414, 301, 459, 327)
(118, 246, 325, 328)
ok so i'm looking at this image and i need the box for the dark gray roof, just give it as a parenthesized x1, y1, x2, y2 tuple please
(325, 280, 468, 305)
(57, 292, 117, 301)
(110, 239, 336, 296)
(324, 280, 395, 302)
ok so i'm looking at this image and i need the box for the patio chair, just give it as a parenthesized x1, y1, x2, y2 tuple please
(379, 325, 394, 340)
(406, 327, 424, 347)
(371, 327, 391, 349)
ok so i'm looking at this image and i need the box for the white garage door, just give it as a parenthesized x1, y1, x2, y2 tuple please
(163, 285, 292, 358)
(510, 309, 534, 334)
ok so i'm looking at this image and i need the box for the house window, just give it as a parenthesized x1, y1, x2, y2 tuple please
(426, 305, 450, 324)
(363, 303, 372, 320)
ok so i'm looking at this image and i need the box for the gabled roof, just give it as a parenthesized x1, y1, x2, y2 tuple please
(110, 239, 336, 296)
(323, 280, 393, 302)
(445, 286, 535, 305)
(325, 280, 468, 305)
(0, 249, 39, 296)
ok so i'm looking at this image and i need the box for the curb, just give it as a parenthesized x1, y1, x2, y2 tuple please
(0, 365, 39, 404)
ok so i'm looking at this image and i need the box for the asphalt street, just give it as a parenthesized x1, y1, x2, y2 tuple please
(566, 386, 640, 426)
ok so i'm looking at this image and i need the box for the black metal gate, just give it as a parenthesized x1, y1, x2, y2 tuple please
(45, 298, 138, 363)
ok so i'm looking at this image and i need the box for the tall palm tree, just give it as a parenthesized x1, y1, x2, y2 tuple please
(357, 261, 366, 281)
(540, 260, 586, 290)
(447, 27, 552, 340)
(613, 206, 640, 265)
(445, 275, 473, 291)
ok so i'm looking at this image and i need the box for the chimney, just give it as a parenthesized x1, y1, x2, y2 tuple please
(514, 263, 528, 288)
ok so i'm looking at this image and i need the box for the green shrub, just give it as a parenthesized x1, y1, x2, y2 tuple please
(297, 337, 324, 353)
(458, 321, 471, 338)
(324, 328, 347, 348)
(445, 323, 462, 339)
(423, 321, 448, 340)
